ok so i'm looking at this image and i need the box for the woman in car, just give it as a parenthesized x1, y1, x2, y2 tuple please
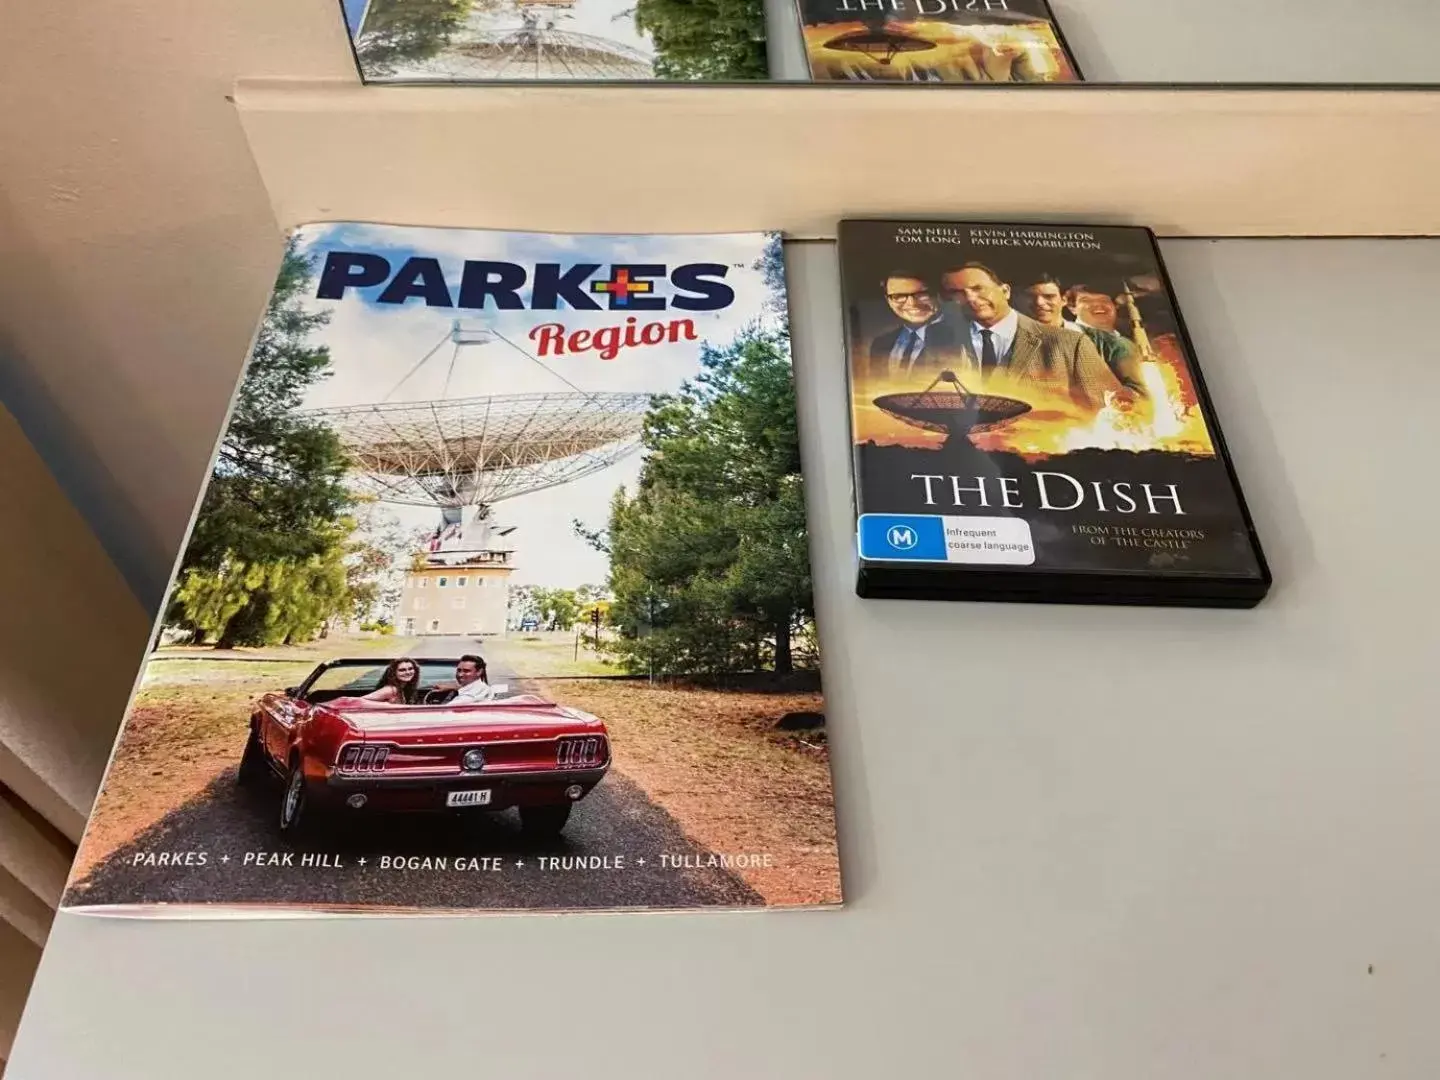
(358, 658, 422, 705)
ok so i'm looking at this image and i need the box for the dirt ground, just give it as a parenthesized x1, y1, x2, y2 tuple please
(74, 661, 842, 909)
(537, 679, 841, 908)
(71, 659, 311, 881)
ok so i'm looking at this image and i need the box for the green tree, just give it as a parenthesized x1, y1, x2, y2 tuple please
(754, 232, 787, 315)
(598, 327, 811, 675)
(181, 238, 348, 576)
(531, 586, 583, 631)
(355, 0, 477, 76)
(170, 558, 259, 643)
(167, 238, 353, 646)
(346, 501, 412, 623)
(174, 521, 355, 647)
(634, 0, 768, 81)
(508, 584, 540, 629)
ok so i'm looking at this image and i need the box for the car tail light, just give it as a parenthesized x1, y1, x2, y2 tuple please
(556, 736, 605, 768)
(338, 744, 391, 773)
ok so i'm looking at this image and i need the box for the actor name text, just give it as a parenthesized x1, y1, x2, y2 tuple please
(970, 227, 1101, 250)
(894, 226, 1101, 250)
(529, 317, 697, 362)
(911, 472, 1186, 515)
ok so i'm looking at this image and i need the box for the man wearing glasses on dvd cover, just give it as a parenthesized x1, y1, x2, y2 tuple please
(868, 270, 959, 380)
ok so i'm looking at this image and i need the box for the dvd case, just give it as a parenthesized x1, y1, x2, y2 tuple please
(64, 224, 841, 916)
(796, 0, 1080, 82)
(840, 220, 1270, 607)
(341, 0, 772, 83)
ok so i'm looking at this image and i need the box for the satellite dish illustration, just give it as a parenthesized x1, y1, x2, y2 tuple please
(301, 319, 648, 545)
(369, 0, 656, 80)
(873, 370, 1031, 445)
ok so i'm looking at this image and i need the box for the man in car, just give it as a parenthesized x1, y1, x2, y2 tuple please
(450, 654, 501, 703)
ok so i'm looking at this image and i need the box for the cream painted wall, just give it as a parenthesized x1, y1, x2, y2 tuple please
(0, 1, 357, 608)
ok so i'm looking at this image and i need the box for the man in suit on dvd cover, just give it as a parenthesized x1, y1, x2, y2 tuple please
(868, 270, 960, 379)
(939, 262, 1122, 410)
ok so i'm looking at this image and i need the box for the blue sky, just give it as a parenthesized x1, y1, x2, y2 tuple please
(341, 0, 652, 57)
(287, 222, 786, 587)
(342, 0, 368, 35)
(293, 223, 780, 407)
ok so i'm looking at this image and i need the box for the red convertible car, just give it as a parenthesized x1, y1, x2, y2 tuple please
(237, 658, 609, 838)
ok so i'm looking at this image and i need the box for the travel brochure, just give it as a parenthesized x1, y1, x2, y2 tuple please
(63, 224, 842, 916)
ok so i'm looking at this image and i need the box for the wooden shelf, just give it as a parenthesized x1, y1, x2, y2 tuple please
(234, 78, 1440, 239)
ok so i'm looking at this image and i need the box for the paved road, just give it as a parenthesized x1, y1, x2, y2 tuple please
(69, 638, 761, 912)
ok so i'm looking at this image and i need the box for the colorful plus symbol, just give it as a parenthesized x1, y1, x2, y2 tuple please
(591, 267, 653, 308)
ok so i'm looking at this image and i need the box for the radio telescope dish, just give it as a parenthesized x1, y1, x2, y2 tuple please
(823, 29, 936, 66)
(875, 371, 1030, 444)
(377, 2, 654, 81)
(304, 392, 649, 509)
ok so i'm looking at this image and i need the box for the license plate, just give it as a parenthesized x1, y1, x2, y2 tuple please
(447, 790, 492, 807)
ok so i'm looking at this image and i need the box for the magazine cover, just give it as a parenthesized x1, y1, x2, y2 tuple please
(64, 225, 841, 915)
(341, 0, 771, 82)
(797, 0, 1080, 82)
(842, 220, 1269, 606)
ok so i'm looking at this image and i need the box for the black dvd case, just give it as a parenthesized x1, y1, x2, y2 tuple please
(797, 0, 1083, 83)
(840, 220, 1270, 608)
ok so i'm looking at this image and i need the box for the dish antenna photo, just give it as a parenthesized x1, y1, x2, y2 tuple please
(300, 319, 649, 554)
(378, 0, 654, 81)
(874, 370, 1031, 447)
(823, 29, 936, 66)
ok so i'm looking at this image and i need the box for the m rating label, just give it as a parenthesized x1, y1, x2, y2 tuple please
(858, 514, 1036, 565)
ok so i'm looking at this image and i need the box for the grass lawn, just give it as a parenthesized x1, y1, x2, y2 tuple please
(485, 630, 618, 678)
(155, 631, 399, 663)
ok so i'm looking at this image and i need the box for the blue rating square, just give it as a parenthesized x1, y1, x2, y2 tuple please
(857, 514, 949, 562)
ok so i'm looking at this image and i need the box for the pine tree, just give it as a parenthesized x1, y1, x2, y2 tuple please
(355, 0, 480, 75)
(597, 327, 812, 675)
(169, 239, 354, 647)
(634, 0, 769, 81)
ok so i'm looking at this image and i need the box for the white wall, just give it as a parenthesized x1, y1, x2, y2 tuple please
(0, 1, 354, 608)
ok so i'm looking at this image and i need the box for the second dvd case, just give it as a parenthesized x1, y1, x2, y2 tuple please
(840, 219, 1270, 608)
(797, 0, 1081, 83)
